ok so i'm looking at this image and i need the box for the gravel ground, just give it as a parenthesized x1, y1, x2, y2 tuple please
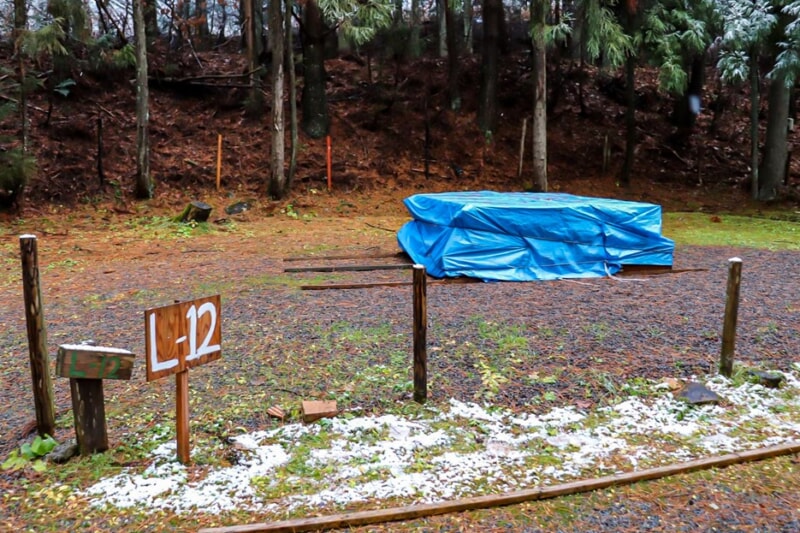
(1, 238, 799, 530)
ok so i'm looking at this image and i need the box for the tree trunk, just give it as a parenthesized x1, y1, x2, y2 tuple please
(671, 54, 705, 143)
(749, 50, 760, 200)
(195, 0, 209, 40)
(134, 0, 152, 198)
(445, 0, 460, 111)
(144, 0, 158, 39)
(463, 0, 474, 55)
(268, 0, 287, 199)
(478, 0, 501, 133)
(409, 0, 421, 58)
(286, 0, 298, 185)
(620, 53, 636, 186)
(758, 71, 791, 201)
(438, 0, 447, 58)
(14, 0, 27, 154)
(531, 0, 547, 192)
(243, 0, 262, 111)
(301, 0, 329, 138)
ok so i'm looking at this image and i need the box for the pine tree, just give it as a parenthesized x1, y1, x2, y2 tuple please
(641, 0, 721, 142)
(716, 0, 800, 200)
(300, 0, 394, 138)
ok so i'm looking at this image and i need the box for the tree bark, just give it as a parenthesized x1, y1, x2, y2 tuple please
(758, 71, 791, 201)
(144, 0, 158, 40)
(671, 54, 705, 143)
(243, 0, 262, 111)
(14, 0, 27, 154)
(286, 0, 298, 184)
(409, 0, 421, 58)
(531, 0, 547, 192)
(268, 0, 287, 198)
(134, 0, 152, 198)
(301, 0, 330, 138)
(749, 50, 760, 200)
(463, 0, 474, 55)
(438, 0, 447, 58)
(478, 0, 501, 133)
(195, 0, 209, 40)
(445, 0, 460, 111)
(620, 52, 636, 186)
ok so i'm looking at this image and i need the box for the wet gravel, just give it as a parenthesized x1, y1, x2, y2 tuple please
(1, 242, 798, 529)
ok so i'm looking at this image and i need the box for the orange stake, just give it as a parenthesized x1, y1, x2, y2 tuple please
(326, 135, 332, 191)
(216, 134, 222, 191)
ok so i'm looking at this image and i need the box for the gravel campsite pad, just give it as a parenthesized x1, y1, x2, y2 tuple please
(1, 215, 799, 531)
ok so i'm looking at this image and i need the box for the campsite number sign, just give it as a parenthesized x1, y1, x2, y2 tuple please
(145, 295, 221, 381)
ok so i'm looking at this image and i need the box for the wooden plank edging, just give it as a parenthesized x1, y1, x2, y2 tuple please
(198, 441, 800, 533)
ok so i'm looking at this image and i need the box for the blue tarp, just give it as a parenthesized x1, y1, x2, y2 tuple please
(397, 191, 675, 281)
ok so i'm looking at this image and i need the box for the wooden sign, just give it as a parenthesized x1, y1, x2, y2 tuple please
(145, 295, 221, 382)
(56, 345, 135, 380)
(56, 344, 135, 455)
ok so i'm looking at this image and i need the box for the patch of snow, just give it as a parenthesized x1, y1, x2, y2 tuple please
(81, 370, 800, 517)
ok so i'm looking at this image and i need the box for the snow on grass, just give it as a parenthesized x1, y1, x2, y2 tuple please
(81, 371, 800, 516)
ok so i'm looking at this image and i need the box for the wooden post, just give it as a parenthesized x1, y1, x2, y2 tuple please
(56, 344, 135, 455)
(412, 264, 427, 403)
(216, 134, 223, 191)
(70, 379, 108, 454)
(720, 257, 742, 378)
(19, 235, 55, 437)
(176, 369, 191, 464)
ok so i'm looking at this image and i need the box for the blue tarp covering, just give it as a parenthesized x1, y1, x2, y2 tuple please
(397, 191, 675, 281)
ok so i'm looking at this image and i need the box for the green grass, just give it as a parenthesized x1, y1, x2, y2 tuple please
(664, 212, 800, 250)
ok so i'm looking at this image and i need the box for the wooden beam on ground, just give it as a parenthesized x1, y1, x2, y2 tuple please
(198, 441, 800, 533)
(300, 278, 481, 290)
(617, 266, 706, 276)
(285, 264, 413, 273)
(283, 251, 405, 262)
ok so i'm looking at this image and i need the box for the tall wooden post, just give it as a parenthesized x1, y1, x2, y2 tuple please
(413, 264, 428, 403)
(19, 234, 56, 436)
(720, 257, 742, 378)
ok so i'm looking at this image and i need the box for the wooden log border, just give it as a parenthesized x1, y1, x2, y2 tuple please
(198, 441, 800, 533)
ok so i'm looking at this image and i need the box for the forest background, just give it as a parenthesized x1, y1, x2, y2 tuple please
(0, 0, 800, 214)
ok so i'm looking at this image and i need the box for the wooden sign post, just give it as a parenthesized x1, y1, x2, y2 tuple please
(145, 295, 221, 464)
(56, 344, 135, 455)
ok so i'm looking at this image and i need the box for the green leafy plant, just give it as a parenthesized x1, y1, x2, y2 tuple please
(53, 78, 76, 97)
(283, 204, 299, 219)
(475, 353, 508, 400)
(2, 434, 58, 472)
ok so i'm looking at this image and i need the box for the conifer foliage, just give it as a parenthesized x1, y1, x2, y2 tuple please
(5, 0, 800, 207)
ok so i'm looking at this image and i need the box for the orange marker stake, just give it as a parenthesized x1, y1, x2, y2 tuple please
(216, 134, 222, 191)
(326, 135, 332, 192)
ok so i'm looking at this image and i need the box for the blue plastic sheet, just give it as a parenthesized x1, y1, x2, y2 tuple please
(397, 191, 675, 281)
